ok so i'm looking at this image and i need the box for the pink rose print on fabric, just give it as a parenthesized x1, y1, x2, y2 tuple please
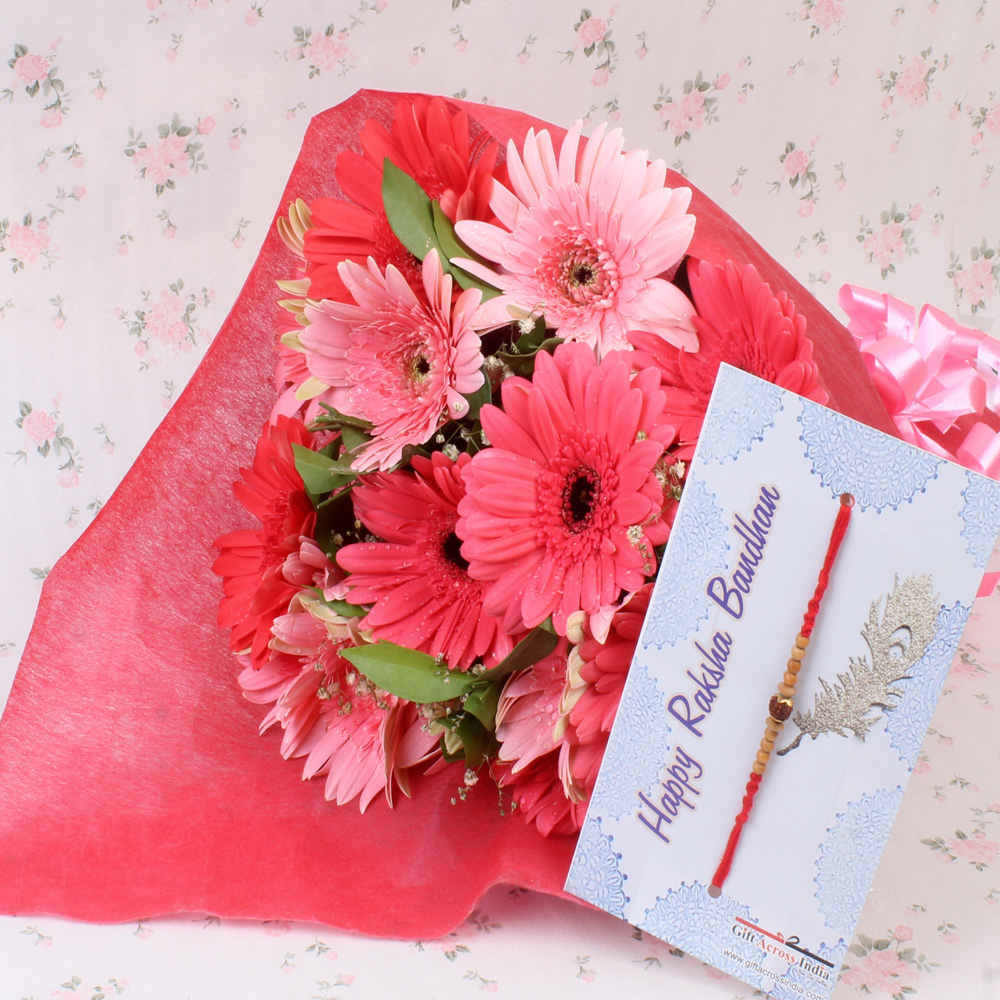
(858, 203, 917, 278)
(843, 926, 938, 998)
(7, 42, 68, 123)
(655, 72, 723, 145)
(809, 0, 845, 32)
(879, 48, 946, 115)
(947, 240, 998, 313)
(563, 8, 616, 83)
(14, 399, 83, 484)
(784, 147, 810, 177)
(118, 279, 212, 369)
(286, 17, 378, 77)
(124, 117, 206, 195)
(771, 141, 819, 212)
(22, 408, 57, 444)
(14, 51, 50, 83)
(947, 833, 998, 867)
(577, 16, 606, 46)
(924, 822, 999, 870)
(0, 216, 51, 270)
(306, 32, 351, 72)
(842, 949, 920, 994)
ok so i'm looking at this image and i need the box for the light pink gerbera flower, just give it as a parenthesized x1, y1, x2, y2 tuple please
(456, 342, 674, 635)
(298, 250, 485, 471)
(454, 121, 697, 356)
(336, 452, 514, 670)
(492, 587, 652, 837)
(238, 596, 438, 810)
(493, 642, 587, 837)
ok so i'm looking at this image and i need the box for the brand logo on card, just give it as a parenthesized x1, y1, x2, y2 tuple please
(730, 917, 833, 984)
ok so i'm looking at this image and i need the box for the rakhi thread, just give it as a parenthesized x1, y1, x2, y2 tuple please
(708, 492, 854, 898)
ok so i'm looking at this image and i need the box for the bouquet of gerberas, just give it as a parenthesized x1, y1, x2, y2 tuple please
(11, 89, 993, 937)
(213, 96, 830, 834)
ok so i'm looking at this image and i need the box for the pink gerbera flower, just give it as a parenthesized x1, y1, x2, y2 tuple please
(492, 588, 652, 836)
(493, 643, 587, 837)
(336, 452, 513, 670)
(239, 596, 438, 810)
(456, 342, 674, 634)
(630, 259, 829, 456)
(303, 95, 502, 302)
(454, 121, 697, 356)
(298, 250, 486, 471)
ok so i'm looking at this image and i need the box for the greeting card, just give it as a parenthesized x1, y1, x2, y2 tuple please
(565, 363, 1000, 1000)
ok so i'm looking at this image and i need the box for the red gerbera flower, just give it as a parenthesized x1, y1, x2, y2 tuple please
(630, 259, 829, 456)
(213, 416, 316, 669)
(336, 452, 513, 670)
(303, 95, 503, 302)
(456, 342, 674, 635)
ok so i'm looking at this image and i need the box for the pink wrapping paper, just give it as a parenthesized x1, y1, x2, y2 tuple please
(0, 89, 896, 937)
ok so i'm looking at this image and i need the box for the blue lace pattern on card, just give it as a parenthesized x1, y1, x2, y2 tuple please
(885, 601, 970, 764)
(589, 660, 672, 821)
(564, 815, 628, 919)
(814, 786, 905, 936)
(960, 469, 1000, 569)
(697, 367, 784, 465)
(641, 477, 728, 650)
(799, 405, 941, 511)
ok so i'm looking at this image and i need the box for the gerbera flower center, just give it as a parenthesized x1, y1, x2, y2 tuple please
(441, 530, 470, 571)
(562, 467, 601, 531)
(537, 230, 621, 313)
(409, 351, 432, 382)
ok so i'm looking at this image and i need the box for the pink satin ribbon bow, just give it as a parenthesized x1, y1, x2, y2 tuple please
(840, 283, 1000, 478)
(840, 284, 1000, 598)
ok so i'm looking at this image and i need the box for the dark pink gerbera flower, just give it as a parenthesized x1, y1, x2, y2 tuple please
(456, 342, 674, 635)
(630, 259, 829, 456)
(336, 452, 513, 670)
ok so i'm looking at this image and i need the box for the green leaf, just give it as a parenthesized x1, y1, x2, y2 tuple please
(312, 403, 373, 432)
(292, 444, 343, 496)
(479, 626, 559, 685)
(439, 711, 497, 766)
(339, 424, 369, 455)
(463, 682, 499, 731)
(381, 159, 437, 260)
(429, 201, 500, 299)
(454, 712, 497, 765)
(340, 642, 480, 703)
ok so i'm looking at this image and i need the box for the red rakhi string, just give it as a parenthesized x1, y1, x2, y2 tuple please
(708, 493, 854, 898)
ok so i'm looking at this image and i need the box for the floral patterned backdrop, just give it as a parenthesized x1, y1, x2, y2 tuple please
(3, 0, 1000, 998)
